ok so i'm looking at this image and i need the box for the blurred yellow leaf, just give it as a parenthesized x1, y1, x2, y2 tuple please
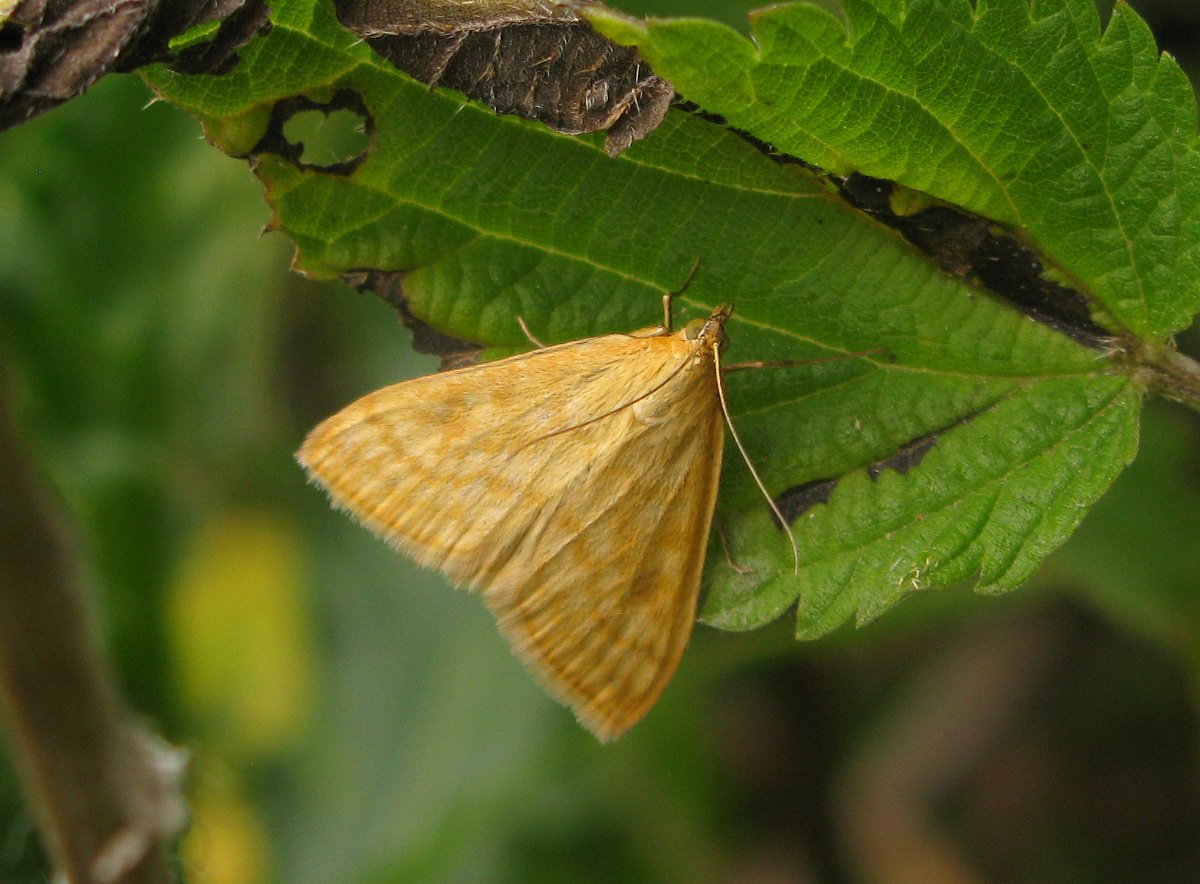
(168, 509, 315, 757)
(182, 762, 272, 884)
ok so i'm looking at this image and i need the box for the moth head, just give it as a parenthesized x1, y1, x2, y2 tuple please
(681, 304, 732, 352)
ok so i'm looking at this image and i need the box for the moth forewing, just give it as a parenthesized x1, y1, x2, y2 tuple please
(298, 309, 731, 740)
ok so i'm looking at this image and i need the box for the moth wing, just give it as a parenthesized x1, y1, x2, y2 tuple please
(482, 404, 724, 740)
(298, 331, 724, 740)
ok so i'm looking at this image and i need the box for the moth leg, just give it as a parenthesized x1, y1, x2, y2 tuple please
(661, 258, 704, 332)
(722, 350, 885, 373)
(716, 522, 755, 575)
(722, 358, 806, 372)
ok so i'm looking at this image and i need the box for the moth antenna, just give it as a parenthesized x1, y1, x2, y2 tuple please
(712, 343, 801, 575)
(516, 316, 548, 348)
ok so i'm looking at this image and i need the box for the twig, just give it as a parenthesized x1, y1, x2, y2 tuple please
(0, 357, 186, 883)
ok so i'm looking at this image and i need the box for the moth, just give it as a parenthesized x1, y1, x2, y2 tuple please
(298, 296, 794, 740)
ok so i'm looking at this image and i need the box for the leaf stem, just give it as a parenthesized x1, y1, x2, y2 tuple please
(1139, 342, 1200, 414)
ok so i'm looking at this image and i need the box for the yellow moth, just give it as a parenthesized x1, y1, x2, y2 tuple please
(298, 298, 794, 741)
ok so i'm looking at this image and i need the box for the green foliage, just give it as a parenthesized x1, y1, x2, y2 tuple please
(590, 0, 1200, 337)
(139, 0, 1197, 641)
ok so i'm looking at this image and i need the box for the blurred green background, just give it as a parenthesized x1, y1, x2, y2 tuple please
(1, 1, 1199, 881)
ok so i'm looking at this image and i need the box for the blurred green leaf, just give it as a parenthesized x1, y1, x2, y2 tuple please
(1046, 400, 1200, 654)
(276, 517, 555, 883)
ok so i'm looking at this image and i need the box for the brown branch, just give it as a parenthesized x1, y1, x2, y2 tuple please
(0, 0, 269, 132)
(0, 357, 186, 883)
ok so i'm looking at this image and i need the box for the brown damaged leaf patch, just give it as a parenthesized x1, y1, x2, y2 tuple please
(334, 0, 672, 155)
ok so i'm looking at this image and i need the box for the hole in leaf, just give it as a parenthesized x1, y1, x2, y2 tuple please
(282, 108, 370, 170)
(252, 92, 374, 174)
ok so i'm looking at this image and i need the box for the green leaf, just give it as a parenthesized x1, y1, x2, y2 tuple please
(143, 0, 1192, 640)
(587, 0, 1200, 338)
